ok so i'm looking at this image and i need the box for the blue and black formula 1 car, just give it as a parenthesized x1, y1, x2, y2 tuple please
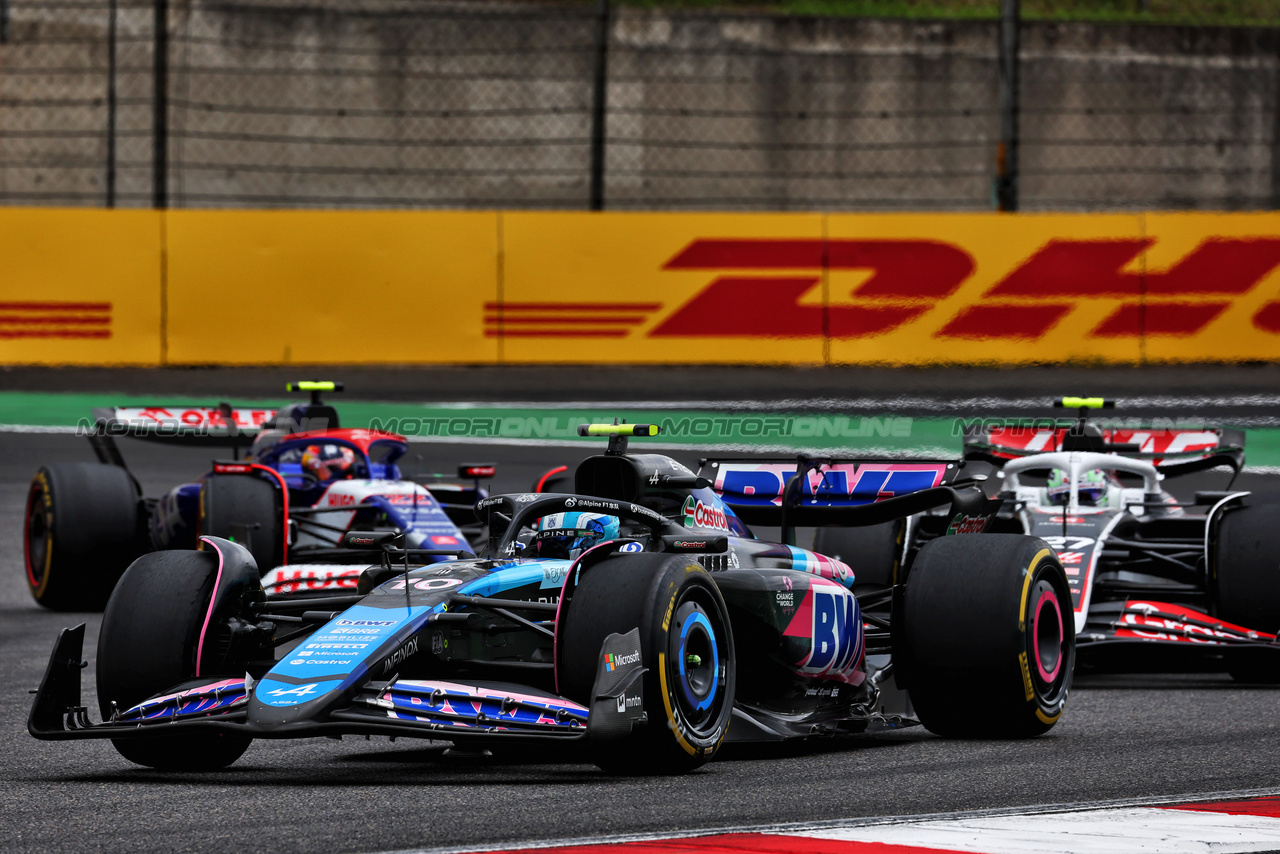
(29, 424, 1073, 775)
(22, 381, 492, 611)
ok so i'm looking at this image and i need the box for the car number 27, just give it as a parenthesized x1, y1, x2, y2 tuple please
(1040, 536, 1095, 551)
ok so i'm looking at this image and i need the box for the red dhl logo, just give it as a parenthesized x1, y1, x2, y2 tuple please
(0, 301, 111, 340)
(486, 238, 1280, 339)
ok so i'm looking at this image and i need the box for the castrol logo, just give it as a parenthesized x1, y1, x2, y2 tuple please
(682, 496, 730, 532)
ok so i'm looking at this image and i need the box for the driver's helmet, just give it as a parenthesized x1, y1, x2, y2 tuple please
(301, 443, 357, 481)
(1046, 467, 1108, 506)
(534, 511, 620, 560)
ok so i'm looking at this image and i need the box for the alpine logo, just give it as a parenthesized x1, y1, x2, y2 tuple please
(682, 496, 730, 532)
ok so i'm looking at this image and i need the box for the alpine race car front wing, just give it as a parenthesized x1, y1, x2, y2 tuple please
(28, 624, 644, 746)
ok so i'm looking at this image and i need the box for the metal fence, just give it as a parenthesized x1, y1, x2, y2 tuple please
(1, 0, 1276, 211)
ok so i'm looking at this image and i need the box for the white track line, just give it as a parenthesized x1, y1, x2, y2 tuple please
(807, 806, 1280, 853)
(367, 786, 1280, 854)
(0, 424, 79, 434)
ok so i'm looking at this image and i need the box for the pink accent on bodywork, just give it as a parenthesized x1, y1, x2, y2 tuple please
(781, 577, 866, 686)
(782, 585, 816, 639)
(395, 679, 589, 714)
(713, 462, 947, 505)
(195, 536, 226, 677)
(130, 678, 246, 714)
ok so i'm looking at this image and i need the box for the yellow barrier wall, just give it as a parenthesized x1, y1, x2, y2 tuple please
(166, 210, 500, 364)
(501, 212, 827, 364)
(2, 208, 1279, 365)
(0, 208, 163, 366)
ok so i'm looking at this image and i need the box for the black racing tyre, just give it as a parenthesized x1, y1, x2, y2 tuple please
(813, 520, 903, 591)
(24, 463, 147, 611)
(559, 553, 735, 775)
(199, 474, 282, 576)
(898, 534, 1073, 738)
(1212, 502, 1280, 683)
(97, 541, 261, 770)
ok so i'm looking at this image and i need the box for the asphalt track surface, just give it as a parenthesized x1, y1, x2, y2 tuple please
(2, 367, 1280, 854)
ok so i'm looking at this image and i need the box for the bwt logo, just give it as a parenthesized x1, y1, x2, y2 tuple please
(789, 585, 862, 679)
(487, 238, 1280, 340)
(717, 463, 947, 506)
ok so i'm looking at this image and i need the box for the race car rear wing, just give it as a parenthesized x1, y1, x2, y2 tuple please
(962, 398, 1245, 471)
(963, 424, 1244, 479)
(85, 403, 276, 470)
(698, 456, 999, 545)
(86, 383, 345, 458)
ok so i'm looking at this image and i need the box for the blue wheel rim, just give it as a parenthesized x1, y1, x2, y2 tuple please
(677, 610, 718, 713)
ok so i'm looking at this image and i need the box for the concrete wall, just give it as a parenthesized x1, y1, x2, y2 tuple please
(1, 0, 1275, 211)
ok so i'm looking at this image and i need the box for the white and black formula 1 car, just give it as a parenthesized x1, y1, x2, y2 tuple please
(951, 397, 1280, 682)
(30, 424, 1073, 775)
(22, 381, 493, 610)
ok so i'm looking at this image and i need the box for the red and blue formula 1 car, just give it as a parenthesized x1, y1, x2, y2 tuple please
(23, 382, 492, 610)
(29, 424, 1073, 775)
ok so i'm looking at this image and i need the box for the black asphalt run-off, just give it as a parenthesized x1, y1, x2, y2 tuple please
(2, 368, 1280, 853)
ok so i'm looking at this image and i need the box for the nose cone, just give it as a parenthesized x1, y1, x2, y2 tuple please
(247, 602, 435, 730)
(248, 678, 346, 729)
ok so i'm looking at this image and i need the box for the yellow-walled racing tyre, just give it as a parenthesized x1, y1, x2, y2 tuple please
(559, 553, 736, 775)
(24, 463, 147, 611)
(897, 534, 1074, 738)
